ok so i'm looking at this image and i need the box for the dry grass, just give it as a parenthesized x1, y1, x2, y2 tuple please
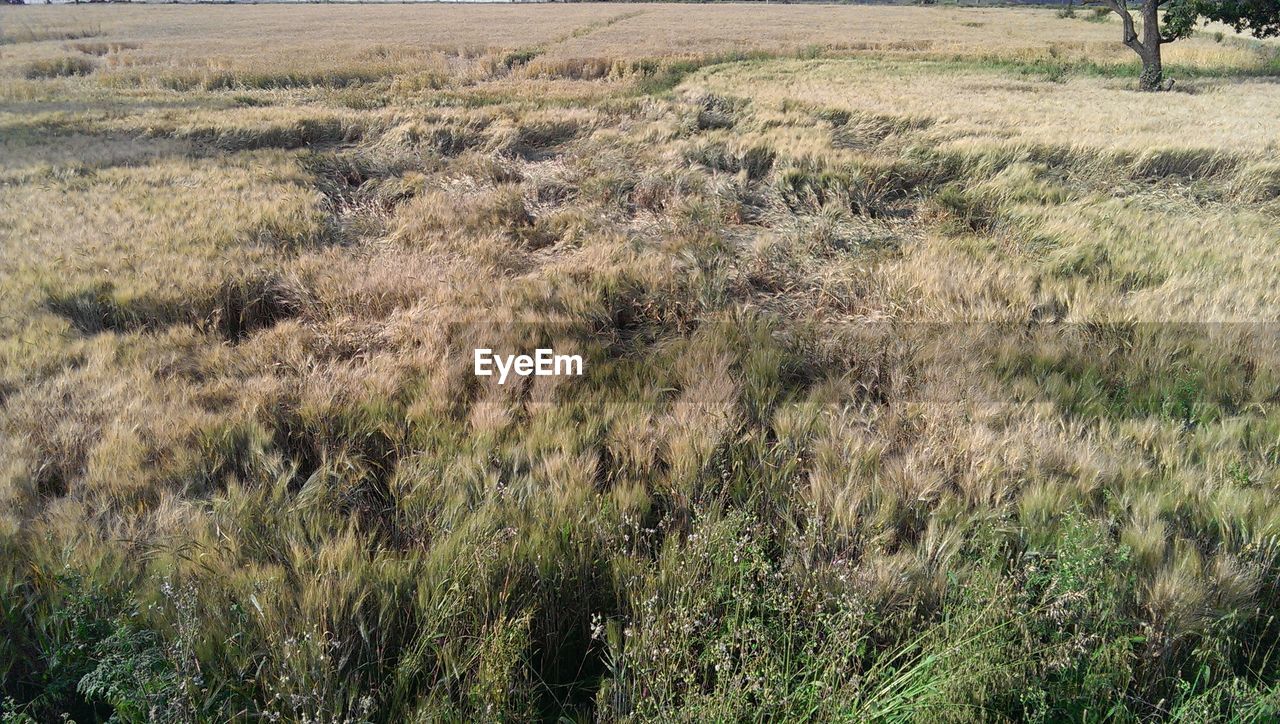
(696, 58, 1280, 152)
(2, 3, 1280, 722)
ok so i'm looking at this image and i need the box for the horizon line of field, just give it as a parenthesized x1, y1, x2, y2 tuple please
(8, 0, 1083, 7)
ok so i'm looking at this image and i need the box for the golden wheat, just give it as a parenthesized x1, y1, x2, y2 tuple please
(2, 3, 1279, 721)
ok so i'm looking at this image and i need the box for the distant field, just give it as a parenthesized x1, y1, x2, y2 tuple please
(3, 3, 1277, 67)
(3, 3, 1280, 722)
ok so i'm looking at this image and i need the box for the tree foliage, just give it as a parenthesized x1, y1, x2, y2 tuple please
(1163, 0, 1280, 43)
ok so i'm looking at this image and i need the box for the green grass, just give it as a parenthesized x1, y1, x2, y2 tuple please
(957, 49, 1280, 83)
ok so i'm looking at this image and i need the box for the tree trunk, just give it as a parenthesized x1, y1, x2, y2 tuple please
(1105, 0, 1169, 91)
(1138, 0, 1164, 91)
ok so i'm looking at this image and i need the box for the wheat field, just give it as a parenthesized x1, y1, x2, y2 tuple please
(2, 3, 1280, 721)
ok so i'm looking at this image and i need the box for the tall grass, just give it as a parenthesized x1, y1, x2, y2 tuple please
(3, 4, 1280, 722)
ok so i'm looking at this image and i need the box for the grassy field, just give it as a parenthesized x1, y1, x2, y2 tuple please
(3, 3, 1280, 721)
